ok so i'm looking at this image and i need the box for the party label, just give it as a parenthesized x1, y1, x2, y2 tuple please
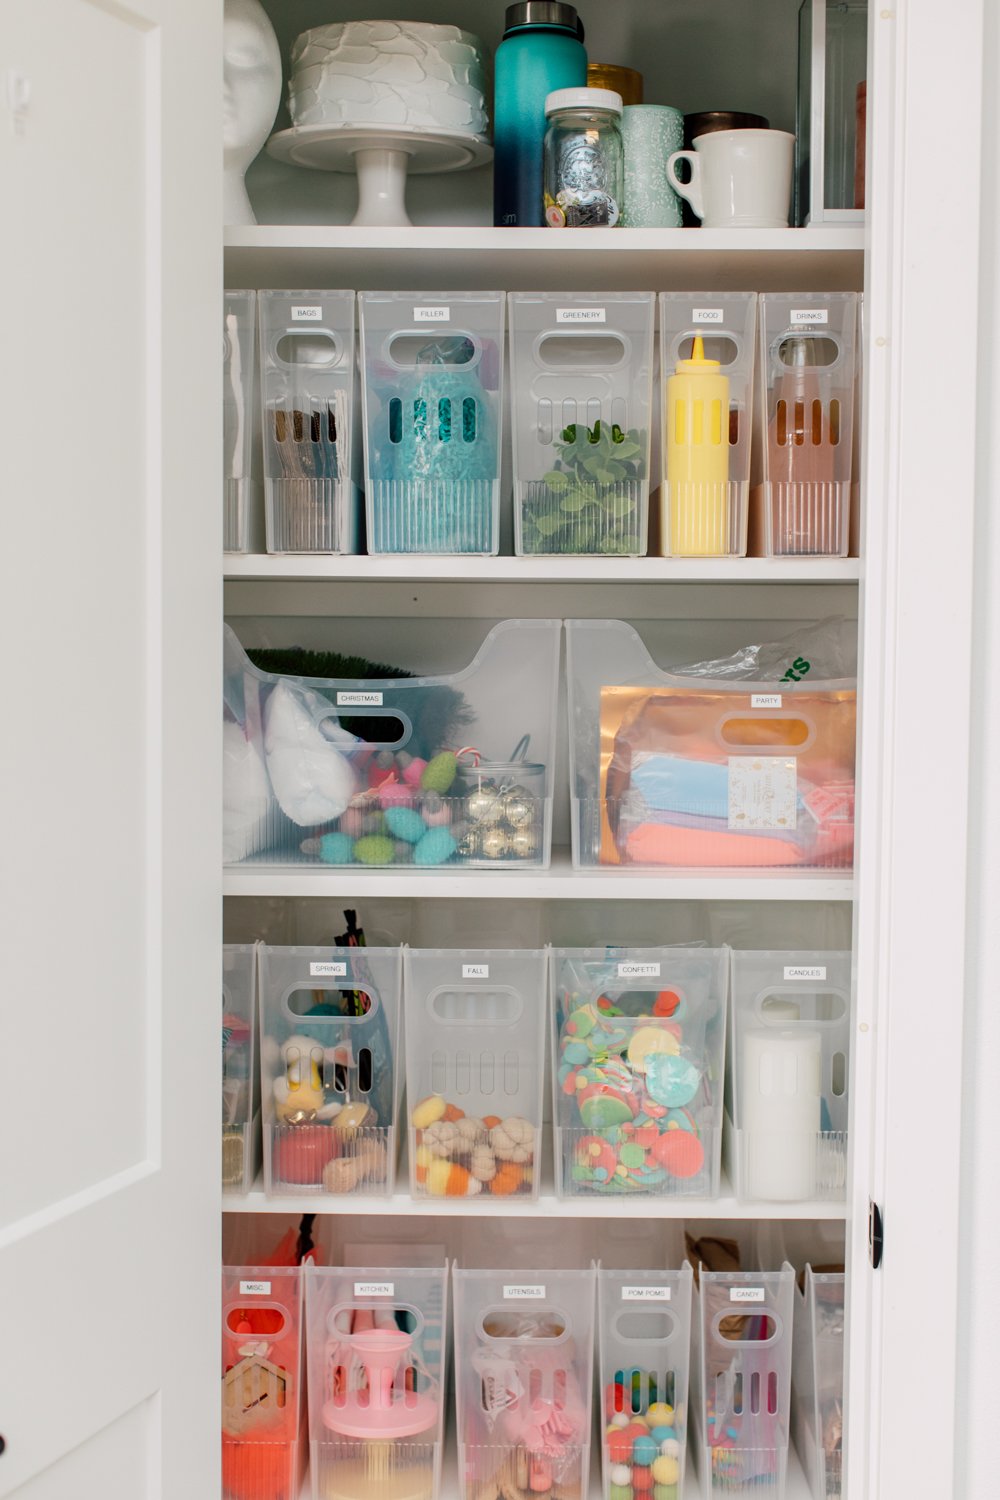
(310, 962, 347, 977)
(692, 307, 724, 324)
(556, 307, 606, 323)
(291, 306, 322, 321)
(751, 693, 783, 709)
(617, 962, 661, 979)
(790, 308, 829, 325)
(463, 964, 489, 979)
(503, 1285, 545, 1299)
(239, 1280, 271, 1296)
(784, 965, 827, 981)
(730, 1287, 766, 1304)
(337, 690, 383, 706)
(414, 306, 450, 322)
(355, 1281, 394, 1297)
(728, 757, 797, 832)
(622, 1285, 671, 1302)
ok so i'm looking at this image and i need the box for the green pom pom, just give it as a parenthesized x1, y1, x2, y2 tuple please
(421, 751, 458, 794)
(316, 831, 354, 865)
(353, 835, 396, 866)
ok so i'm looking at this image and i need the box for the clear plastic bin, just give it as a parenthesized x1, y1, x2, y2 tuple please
(508, 292, 655, 556)
(359, 291, 505, 554)
(224, 290, 256, 554)
(223, 943, 257, 1193)
(259, 945, 402, 1197)
(405, 948, 547, 1202)
(258, 289, 359, 555)
(597, 1265, 694, 1500)
(692, 1265, 795, 1497)
(565, 619, 857, 870)
(753, 294, 860, 557)
(304, 1263, 448, 1500)
(223, 619, 560, 869)
(453, 1266, 596, 1500)
(222, 1264, 305, 1500)
(792, 1268, 845, 1499)
(728, 951, 850, 1202)
(658, 293, 757, 557)
(551, 947, 728, 1200)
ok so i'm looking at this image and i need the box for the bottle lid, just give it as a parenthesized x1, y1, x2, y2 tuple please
(545, 87, 624, 117)
(504, 2, 582, 37)
(675, 334, 721, 373)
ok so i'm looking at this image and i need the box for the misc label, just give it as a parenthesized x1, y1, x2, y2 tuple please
(751, 693, 783, 709)
(503, 1284, 545, 1299)
(784, 965, 827, 981)
(730, 1287, 766, 1304)
(728, 757, 798, 832)
(291, 305, 322, 321)
(692, 307, 724, 324)
(622, 1285, 671, 1302)
(355, 1281, 394, 1297)
(790, 308, 829, 325)
(239, 1280, 271, 1296)
(337, 690, 383, 706)
(414, 306, 450, 322)
(556, 307, 606, 323)
(463, 963, 489, 979)
(310, 961, 347, 977)
(617, 962, 661, 979)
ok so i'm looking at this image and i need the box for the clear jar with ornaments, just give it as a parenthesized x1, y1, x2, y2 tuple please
(543, 87, 624, 227)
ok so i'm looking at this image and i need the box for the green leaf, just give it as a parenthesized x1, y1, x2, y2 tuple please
(611, 423, 625, 443)
(614, 439, 642, 460)
(560, 424, 578, 444)
(606, 492, 637, 518)
(542, 470, 570, 491)
(534, 512, 564, 536)
(560, 489, 591, 513)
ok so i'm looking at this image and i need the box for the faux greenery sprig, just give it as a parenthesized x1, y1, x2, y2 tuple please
(521, 419, 647, 554)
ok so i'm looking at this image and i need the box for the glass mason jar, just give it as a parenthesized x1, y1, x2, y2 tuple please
(543, 86, 624, 227)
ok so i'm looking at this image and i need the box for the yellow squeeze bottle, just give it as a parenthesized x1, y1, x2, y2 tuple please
(665, 334, 730, 555)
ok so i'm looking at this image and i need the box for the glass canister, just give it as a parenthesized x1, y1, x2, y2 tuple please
(543, 87, 624, 227)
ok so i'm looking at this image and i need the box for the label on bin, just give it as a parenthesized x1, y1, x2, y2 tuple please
(790, 308, 829, 325)
(730, 1287, 766, 1304)
(311, 962, 347, 977)
(751, 693, 783, 709)
(355, 1281, 394, 1297)
(504, 1285, 546, 1299)
(692, 308, 724, 323)
(239, 1280, 271, 1296)
(622, 1285, 671, 1302)
(291, 305, 322, 321)
(337, 690, 383, 706)
(463, 964, 489, 979)
(556, 307, 606, 323)
(414, 306, 451, 322)
(617, 962, 661, 979)
(784, 965, 827, 981)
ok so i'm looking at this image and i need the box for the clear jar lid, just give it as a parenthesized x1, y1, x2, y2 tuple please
(544, 86, 623, 117)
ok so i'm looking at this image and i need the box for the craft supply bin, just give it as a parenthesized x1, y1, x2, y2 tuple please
(221, 1264, 305, 1500)
(792, 1268, 845, 1499)
(565, 618, 857, 871)
(258, 945, 402, 1198)
(508, 292, 655, 556)
(404, 948, 547, 1202)
(728, 951, 850, 1202)
(658, 293, 757, 557)
(224, 289, 256, 554)
(453, 1265, 596, 1500)
(753, 292, 859, 557)
(258, 289, 359, 555)
(551, 947, 727, 1200)
(304, 1263, 448, 1500)
(222, 618, 560, 869)
(223, 942, 257, 1193)
(692, 1264, 795, 1498)
(597, 1265, 694, 1500)
(359, 291, 505, 554)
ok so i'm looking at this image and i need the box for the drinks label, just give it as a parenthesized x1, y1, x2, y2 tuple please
(617, 962, 661, 978)
(311, 962, 347, 977)
(692, 308, 724, 323)
(239, 1280, 271, 1296)
(730, 1287, 766, 1304)
(414, 307, 450, 322)
(291, 306, 322, 321)
(355, 1282, 394, 1297)
(463, 964, 489, 979)
(622, 1286, 671, 1302)
(784, 965, 827, 981)
(503, 1285, 545, 1299)
(790, 308, 829, 325)
(751, 693, 783, 709)
(337, 691, 383, 706)
(557, 308, 606, 323)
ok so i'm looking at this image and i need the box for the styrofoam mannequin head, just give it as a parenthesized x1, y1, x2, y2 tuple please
(223, 0, 282, 223)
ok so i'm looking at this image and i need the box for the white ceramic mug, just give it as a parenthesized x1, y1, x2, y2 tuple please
(666, 128, 794, 228)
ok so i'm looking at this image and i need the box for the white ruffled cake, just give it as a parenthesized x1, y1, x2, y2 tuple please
(288, 20, 489, 137)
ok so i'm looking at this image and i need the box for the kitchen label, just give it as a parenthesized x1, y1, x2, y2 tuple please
(337, 691, 383, 706)
(414, 307, 450, 322)
(310, 962, 347, 977)
(790, 308, 829, 325)
(556, 307, 606, 323)
(622, 1286, 671, 1302)
(291, 306, 322, 321)
(784, 965, 828, 981)
(463, 964, 490, 979)
(239, 1280, 271, 1296)
(617, 962, 661, 979)
(503, 1285, 545, 1299)
(730, 1287, 766, 1304)
(355, 1282, 394, 1297)
(751, 693, 783, 709)
(692, 308, 724, 323)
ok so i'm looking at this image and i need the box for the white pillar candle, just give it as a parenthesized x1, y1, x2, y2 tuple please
(741, 1028, 822, 1200)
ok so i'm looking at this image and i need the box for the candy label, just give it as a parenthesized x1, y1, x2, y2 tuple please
(617, 962, 661, 978)
(503, 1285, 545, 1299)
(310, 961, 347, 977)
(751, 693, 783, 709)
(463, 964, 489, 979)
(556, 308, 606, 323)
(728, 757, 797, 831)
(337, 690, 383, 706)
(414, 306, 450, 322)
(622, 1286, 671, 1301)
(291, 306, 322, 321)
(239, 1280, 271, 1296)
(790, 308, 829, 325)
(784, 965, 827, 981)
(355, 1281, 394, 1297)
(730, 1287, 766, 1303)
(692, 308, 724, 323)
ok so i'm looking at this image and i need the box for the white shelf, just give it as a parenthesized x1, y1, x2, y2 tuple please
(223, 850, 853, 901)
(225, 553, 862, 584)
(224, 224, 864, 292)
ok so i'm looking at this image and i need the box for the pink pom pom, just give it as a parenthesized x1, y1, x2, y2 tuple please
(402, 757, 428, 787)
(380, 782, 415, 810)
(422, 801, 452, 827)
(339, 807, 365, 837)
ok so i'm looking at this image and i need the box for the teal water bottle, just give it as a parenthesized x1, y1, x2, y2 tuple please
(493, 2, 587, 227)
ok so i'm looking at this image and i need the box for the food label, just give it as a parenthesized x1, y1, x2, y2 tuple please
(784, 965, 827, 981)
(692, 308, 724, 323)
(730, 1287, 766, 1304)
(239, 1280, 271, 1296)
(790, 308, 829, 325)
(291, 306, 322, 321)
(414, 307, 450, 323)
(310, 962, 347, 977)
(337, 690, 383, 706)
(728, 757, 798, 832)
(751, 693, 783, 709)
(463, 964, 489, 979)
(622, 1285, 671, 1302)
(503, 1285, 545, 1299)
(355, 1281, 394, 1297)
(556, 308, 606, 323)
(617, 962, 661, 978)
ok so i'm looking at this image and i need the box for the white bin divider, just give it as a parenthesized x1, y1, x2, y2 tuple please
(223, 942, 258, 1194)
(792, 1266, 845, 1500)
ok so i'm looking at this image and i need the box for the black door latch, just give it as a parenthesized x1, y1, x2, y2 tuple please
(869, 1200, 884, 1268)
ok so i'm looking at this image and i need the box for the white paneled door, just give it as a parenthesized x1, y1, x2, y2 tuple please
(0, 1, 219, 1494)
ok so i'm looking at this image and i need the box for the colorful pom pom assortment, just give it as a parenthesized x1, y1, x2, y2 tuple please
(604, 1384, 683, 1500)
(411, 1094, 536, 1197)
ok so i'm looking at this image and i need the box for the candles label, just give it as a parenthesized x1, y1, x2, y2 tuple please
(239, 1280, 271, 1296)
(355, 1281, 394, 1297)
(463, 964, 489, 979)
(784, 965, 827, 981)
(692, 308, 724, 323)
(622, 1286, 671, 1301)
(617, 962, 661, 978)
(414, 306, 451, 322)
(730, 1287, 766, 1304)
(557, 308, 606, 323)
(790, 309, 829, 325)
(728, 757, 798, 831)
(337, 690, 383, 706)
(311, 962, 347, 977)
(504, 1285, 545, 1299)
(291, 306, 322, 321)
(751, 693, 783, 709)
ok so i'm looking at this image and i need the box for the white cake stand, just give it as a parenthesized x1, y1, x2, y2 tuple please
(267, 124, 493, 227)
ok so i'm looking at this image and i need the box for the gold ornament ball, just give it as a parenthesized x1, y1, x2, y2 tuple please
(502, 790, 536, 828)
(480, 826, 510, 860)
(466, 787, 502, 824)
(509, 826, 539, 860)
(456, 826, 482, 859)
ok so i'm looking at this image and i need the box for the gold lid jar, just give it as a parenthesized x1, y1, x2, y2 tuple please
(587, 63, 643, 106)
